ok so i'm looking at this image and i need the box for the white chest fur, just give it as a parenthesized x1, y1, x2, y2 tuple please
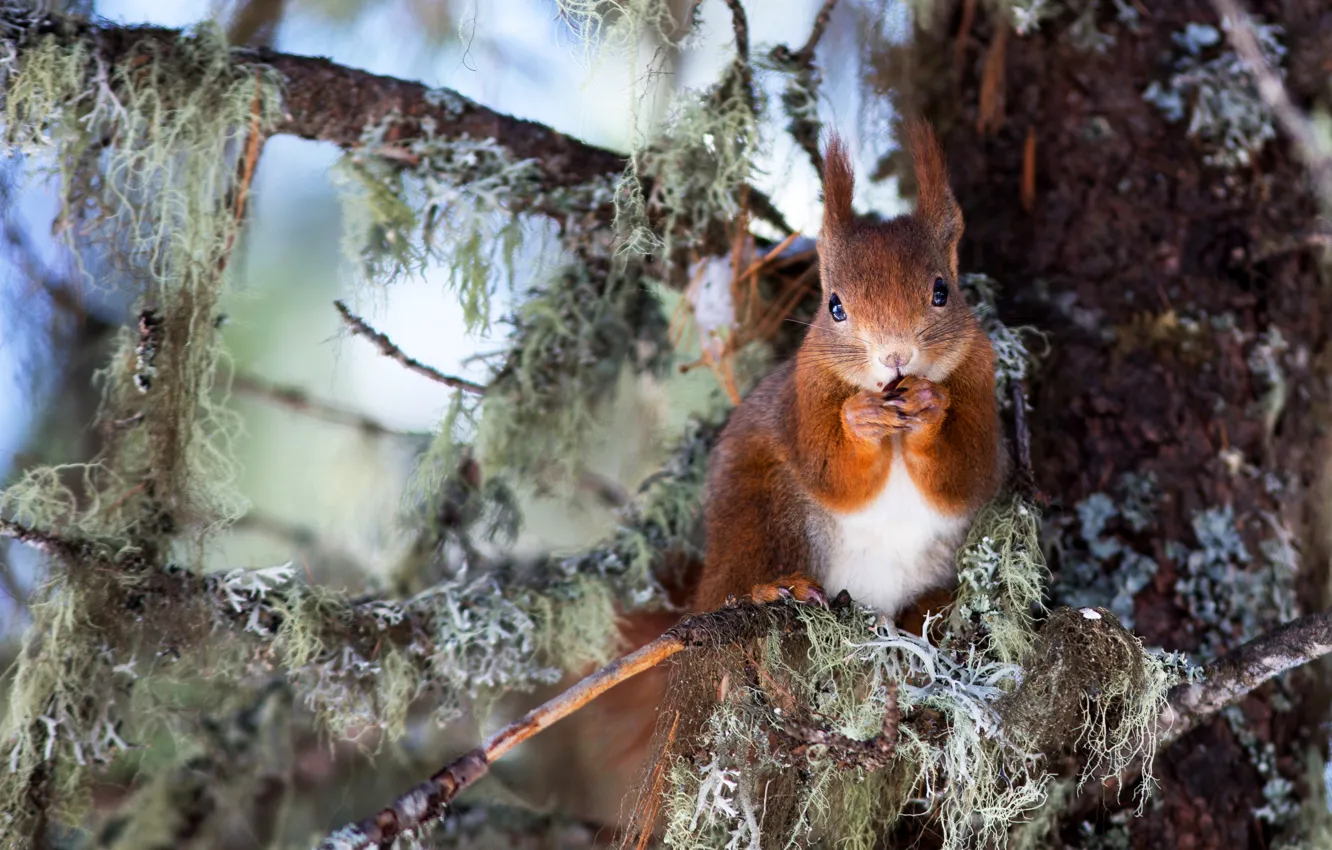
(816, 449, 970, 617)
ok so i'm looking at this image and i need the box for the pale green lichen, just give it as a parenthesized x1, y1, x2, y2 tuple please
(950, 495, 1048, 663)
(1223, 703, 1299, 829)
(616, 69, 761, 260)
(554, 0, 683, 61)
(960, 274, 1045, 409)
(1143, 16, 1286, 169)
(477, 260, 671, 483)
(259, 417, 711, 739)
(1271, 747, 1332, 850)
(0, 22, 281, 545)
(0, 20, 284, 839)
(334, 130, 539, 332)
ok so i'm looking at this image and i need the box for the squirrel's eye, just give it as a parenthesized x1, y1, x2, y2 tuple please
(829, 293, 848, 322)
(931, 277, 948, 307)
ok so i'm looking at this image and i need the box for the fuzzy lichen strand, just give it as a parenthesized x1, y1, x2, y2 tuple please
(477, 260, 671, 483)
(1, 22, 282, 543)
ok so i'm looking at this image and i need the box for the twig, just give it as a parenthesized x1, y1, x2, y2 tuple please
(0, 518, 87, 561)
(768, 0, 841, 174)
(1011, 383, 1035, 494)
(1158, 610, 1332, 744)
(577, 467, 630, 510)
(720, 0, 755, 113)
(317, 602, 791, 850)
(217, 72, 267, 276)
(317, 634, 685, 849)
(794, 0, 839, 64)
(333, 301, 487, 395)
(1211, 0, 1332, 204)
(232, 372, 428, 439)
(721, 0, 749, 63)
(1075, 609, 1332, 815)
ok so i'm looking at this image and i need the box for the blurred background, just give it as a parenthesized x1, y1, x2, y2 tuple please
(0, 0, 907, 635)
(0, 2, 914, 842)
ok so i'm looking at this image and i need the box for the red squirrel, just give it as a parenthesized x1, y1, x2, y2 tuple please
(516, 121, 1003, 832)
(694, 119, 1003, 619)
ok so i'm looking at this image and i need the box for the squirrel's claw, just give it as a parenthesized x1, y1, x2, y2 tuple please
(749, 574, 829, 608)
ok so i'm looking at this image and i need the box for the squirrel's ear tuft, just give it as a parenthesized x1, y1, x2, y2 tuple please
(906, 118, 963, 251)
(821, 133, 854, 235)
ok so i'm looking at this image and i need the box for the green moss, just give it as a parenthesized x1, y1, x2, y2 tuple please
(335, 132, 540, 332)
(478, 259, 671, 484)
(1, 23, 281, 546)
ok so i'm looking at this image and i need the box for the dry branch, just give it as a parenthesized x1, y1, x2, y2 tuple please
(316, 604, 1332, 847)
(233, 372, 427, 438)
(333, 300, 487, 395)
(317, 603, 787, 850)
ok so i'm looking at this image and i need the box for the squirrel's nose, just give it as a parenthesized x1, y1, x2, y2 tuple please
(881, 351, 909, 369)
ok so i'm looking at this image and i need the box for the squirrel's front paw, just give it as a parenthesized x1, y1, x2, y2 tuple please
(748, 574, 829, 608)
(884, 375, 949, 431)
(844, 390, 901, 442)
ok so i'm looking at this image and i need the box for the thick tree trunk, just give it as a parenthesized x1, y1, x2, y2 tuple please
(918, 1, 1332, 846)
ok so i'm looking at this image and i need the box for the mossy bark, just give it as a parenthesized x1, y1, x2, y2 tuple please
(906, 1, 1332, 846)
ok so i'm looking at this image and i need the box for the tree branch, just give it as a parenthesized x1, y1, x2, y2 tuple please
(317, 603, 786, 850)
(0, 6, 624, 196)
(1074, 609, 1332, 815)
(333, 300, 487, 394)
(232, 372, 429, 438)
(316, 605, 1332, 847)
(0, 517, 88, 561)
(1158, 610, 1332, 744)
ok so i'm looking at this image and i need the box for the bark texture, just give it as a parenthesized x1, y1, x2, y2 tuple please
(914, 1, 1332, 845)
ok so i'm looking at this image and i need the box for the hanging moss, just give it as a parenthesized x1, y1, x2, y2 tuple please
(0, 22, 282, 546)
(0, 21, 283, 842)
(614, 63, 761, 262)
(334, 128, 542, 332)
(478, 258, 672, 483)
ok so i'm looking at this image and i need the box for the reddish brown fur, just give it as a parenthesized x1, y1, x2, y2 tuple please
(535, 120, 1002, 837)
(693, 119, 1001, 610)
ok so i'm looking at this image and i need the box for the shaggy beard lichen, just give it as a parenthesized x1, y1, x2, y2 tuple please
(334, 127, 542, 333)
(265, 416, 711, 741)
(615, 64, 761, 261)
(0, 22, 282, 544)
(0, 20, 282, 842)
(477, 258, 672, 483)
(650, 490, 1183, 850)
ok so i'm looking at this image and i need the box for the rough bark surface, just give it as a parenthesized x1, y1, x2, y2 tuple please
(914, 1, 1332, 846)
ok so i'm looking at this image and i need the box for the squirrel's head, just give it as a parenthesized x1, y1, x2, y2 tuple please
(810, 120, 983, 393)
